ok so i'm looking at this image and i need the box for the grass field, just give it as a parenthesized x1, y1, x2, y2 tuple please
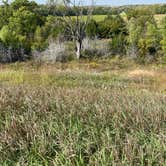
(91, 15, 107, 22)
(71, 14, 166, 23)
(154, 14, 166, 23)
(71, 15, 107, 22)
(0, 58, 165, 165)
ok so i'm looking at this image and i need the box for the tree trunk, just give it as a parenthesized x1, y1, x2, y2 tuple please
(76, 40, 82, 59)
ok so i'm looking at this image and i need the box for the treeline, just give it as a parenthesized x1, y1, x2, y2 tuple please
(28, 4, 166, 16)
(11, 3, 166, 17)
(93, 4, 166, 15)
(0, 0, 166, 62)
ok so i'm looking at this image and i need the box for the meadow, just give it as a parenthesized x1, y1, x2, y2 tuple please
(71, 14, 166, 22)
(0, 58, 165, 165)
(154, 14, 166, 23)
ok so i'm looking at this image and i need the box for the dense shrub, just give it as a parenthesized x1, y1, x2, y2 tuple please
(33, 41, 74, 63)
(127, 15, 161, 62)
(86, 19, 98, 39)
(82, 38, 110, 58)
(160, 17, 166, 56)
(109, 34, 127, 55)
(0, 42, 27, 62)
(0, 6, 39, 61)
(98, 15, 127, 39)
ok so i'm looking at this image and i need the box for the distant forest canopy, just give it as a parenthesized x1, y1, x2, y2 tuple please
(22, 4, 166, 16)
(0, 0, 166, 62)
(35, 4, 166, 16)
(1, 1, 166, 16)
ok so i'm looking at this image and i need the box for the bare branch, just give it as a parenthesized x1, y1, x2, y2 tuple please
(48, 0, 95, 59)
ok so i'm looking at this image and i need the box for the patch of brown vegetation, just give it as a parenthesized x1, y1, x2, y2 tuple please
(128, 69, 156, 78)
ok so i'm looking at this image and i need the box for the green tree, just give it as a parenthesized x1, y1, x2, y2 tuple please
(98, 15, 126, 39)
(42, 16, 63, 41)
(160, 17, 166, 55)
(8, 7, 38, 51)
(11, 0, 38, 11)
(144, 22, 161, 55)
(0, 25, 26, 61)
(127, 15, 160, 59)
(86, 19, 98, 39)
(127, 18, 142, 47)
(0, 6, 38, 58)
(0, 2, 12, 29)
(110, 34, 127, 55)
(32, 26, 46, 51)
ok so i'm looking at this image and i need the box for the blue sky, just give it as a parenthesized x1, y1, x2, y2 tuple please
(35, 0, 166, 6)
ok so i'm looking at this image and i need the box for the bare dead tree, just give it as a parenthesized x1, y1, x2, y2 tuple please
(47, 0, 95, 59)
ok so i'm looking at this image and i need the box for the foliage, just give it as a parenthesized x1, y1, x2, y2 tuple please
(109, 34, 127, 55)
(160, 17, 166, 56)
(86, 19, 98, 38)
(98, 15, 127, 39)
(127, 15, 161, 61)
(11, 0, 38, 10)
(0, 5, 12, 29)
(0, 0, 166, 62)
(0, 2, 46, 61)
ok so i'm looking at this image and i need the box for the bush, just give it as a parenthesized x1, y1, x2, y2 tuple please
(86, 19, 98, 39)
(82, 38, 110, 58)
(109, 34, 127, 55)
(160, 17, 166, 56)
(0, 43, 27, 63)
(33, 41, 74, 63)
(127, 16, 161, 62)
(98, 15, 127, 39)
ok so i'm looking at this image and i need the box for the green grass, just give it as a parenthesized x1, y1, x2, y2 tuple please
(71, 14, 166, 23)
(71, 15, 107, 22)
(73, 14, 166, 22)
(0, 60, 165, 165)
(90, 15, 107, 22)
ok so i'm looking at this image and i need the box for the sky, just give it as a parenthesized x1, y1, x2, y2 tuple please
(35, 0, 166, 6)
(1, 0, 166, 6)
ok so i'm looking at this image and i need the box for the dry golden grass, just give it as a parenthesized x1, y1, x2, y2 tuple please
(128, 69, 155, 78)
(154, 14, 166, 23)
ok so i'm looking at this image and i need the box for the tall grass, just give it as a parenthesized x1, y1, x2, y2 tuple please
(0, 62, 165, 165)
